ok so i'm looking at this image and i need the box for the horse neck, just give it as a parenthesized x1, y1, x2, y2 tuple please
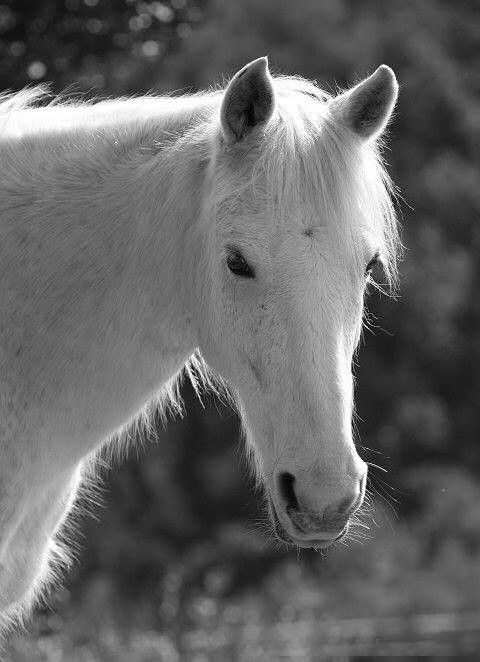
(84, 100, 216, 371)
(1, 96, 217, 434)
(112, 107, 214, 359)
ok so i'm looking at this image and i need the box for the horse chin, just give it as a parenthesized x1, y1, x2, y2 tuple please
(267, 496, 348, 550)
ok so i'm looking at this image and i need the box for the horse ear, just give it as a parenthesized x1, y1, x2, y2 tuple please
(330, 65, 398, 140)
(220, 57, 275, 144)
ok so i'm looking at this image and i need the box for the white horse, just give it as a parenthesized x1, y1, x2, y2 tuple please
(0, 57, 399, 627)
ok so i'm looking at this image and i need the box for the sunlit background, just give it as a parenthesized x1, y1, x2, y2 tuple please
(2, 0, 480, 659)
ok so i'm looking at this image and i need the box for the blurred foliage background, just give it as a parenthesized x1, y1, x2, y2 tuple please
(2, 0, 480, 659)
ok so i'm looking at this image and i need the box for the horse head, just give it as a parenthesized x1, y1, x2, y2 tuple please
(192, 58, 399, 548)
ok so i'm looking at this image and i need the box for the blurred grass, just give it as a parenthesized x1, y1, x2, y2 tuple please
(6, 489, 480, 660)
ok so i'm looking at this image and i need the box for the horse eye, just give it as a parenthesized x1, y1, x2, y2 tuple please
(365, 253, 380, 275)
(226, 250, 255, 278)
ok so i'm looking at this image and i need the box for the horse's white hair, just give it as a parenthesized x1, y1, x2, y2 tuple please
(0, 68, 400, 630)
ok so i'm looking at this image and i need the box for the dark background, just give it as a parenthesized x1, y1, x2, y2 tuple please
(2, 1, 480, 659)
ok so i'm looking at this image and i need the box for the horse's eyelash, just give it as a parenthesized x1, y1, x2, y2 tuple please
(365, 252, 382, 274)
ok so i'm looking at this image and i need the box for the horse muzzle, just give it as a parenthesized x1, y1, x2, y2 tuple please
(266, 464, 367, 549)
(267, 494, 349, 549)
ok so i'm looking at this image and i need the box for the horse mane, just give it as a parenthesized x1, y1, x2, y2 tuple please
(0, 85, 52, 112)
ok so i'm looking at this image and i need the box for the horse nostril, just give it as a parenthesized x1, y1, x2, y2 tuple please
(277, 472, 299, 513)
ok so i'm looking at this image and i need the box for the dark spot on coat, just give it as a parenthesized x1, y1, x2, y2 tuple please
(303, 228, 314, 238)
(247, 357, 262, 385)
